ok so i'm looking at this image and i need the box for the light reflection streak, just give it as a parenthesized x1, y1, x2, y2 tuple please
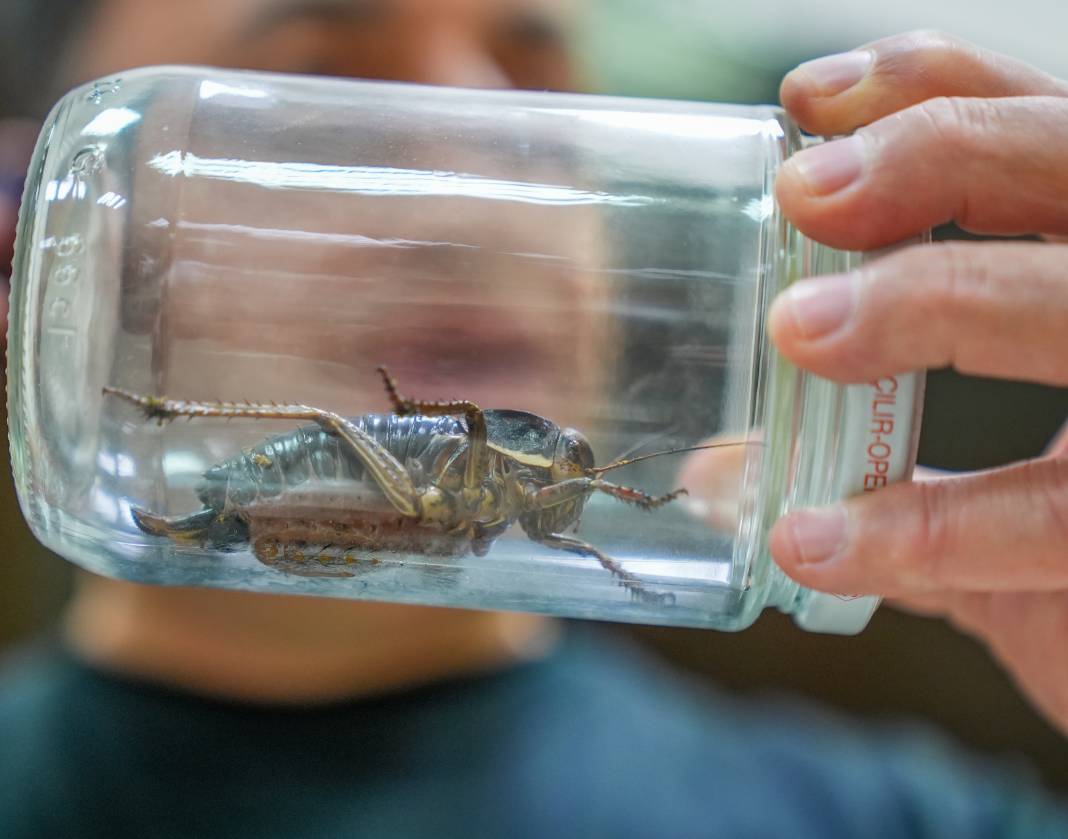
(96, 191, 128, 209)
(163, 450, 209, 476)
(173, 220, 480, 250)
(199, 81, 270, 100)
(148, 151, 657, 207)
(742, 195, 774, 222)
(532, 109, 782, 143)
(45, 178, 87, 202)
(81, 107, 141, 137)
(536, 554, 732, 584)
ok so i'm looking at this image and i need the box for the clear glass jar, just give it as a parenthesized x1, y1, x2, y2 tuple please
(8, 67, 924, 634)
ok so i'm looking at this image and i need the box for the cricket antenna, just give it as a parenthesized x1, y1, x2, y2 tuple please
(604, 425, 680, 467)
(589, 440, 759, 476)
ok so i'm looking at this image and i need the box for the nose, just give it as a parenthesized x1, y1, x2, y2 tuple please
(411, 30, 511, 89)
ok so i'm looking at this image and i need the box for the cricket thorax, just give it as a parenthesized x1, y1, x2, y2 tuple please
(519, 498, 587, 542)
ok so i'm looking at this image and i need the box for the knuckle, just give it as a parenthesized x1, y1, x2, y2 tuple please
(1033, 458, 1068, 549)
(883, 242, 984, 370)
(913, 96, 980, 149)
(901, 29, 967, 58)
(903, 479, 959, 588)
(915, 95, 1006, 153)
(846, 244, 977, 370)
(927, 242, 986, 312)
(929, 243, 990, 358)
(882, 29, 984, 66)
(914, 97, 1010, 190)
(875, 30, 970, 80)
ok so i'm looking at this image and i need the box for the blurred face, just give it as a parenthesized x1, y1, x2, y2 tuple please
(68, 0, 599, 423)
(0, 0, 576, 295)
(70, 0, 575, 91)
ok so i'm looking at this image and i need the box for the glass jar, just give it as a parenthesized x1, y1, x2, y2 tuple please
(8, 67, 924, 634)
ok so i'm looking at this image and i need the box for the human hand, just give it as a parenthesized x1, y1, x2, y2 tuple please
(767, 31, 1068, 734)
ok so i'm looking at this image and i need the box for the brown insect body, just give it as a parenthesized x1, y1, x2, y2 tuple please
(107, 368, 702, 603)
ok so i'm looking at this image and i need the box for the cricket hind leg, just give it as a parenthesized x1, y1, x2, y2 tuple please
(376, 366, 489, 497)
(103, 387, 422, 518)
(537, 532, 675, 606)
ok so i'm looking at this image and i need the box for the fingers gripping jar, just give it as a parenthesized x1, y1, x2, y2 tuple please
(8, 67, 924, 634)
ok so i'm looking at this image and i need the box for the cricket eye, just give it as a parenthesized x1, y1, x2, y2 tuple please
(568, 436, 594, 471)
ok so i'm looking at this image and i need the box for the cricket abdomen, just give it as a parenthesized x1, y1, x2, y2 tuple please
(247, 507, 475, 579)
(197, 413, 467, 514)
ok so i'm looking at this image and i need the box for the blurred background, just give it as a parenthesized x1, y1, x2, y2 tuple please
(2, 0, 1067, 793)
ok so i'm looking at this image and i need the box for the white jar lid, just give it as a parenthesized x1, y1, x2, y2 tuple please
(792, 370, 925, 634)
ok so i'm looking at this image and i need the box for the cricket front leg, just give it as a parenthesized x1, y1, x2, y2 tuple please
(537, 532, 675, 605)
(103, 388, 422, 518)
(530, 478, 687, 512)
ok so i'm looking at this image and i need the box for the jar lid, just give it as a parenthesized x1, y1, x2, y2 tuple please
(792, 369, 926, 634)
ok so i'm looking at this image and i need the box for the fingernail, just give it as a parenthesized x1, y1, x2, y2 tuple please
(788, 135, 867, 195)
(794, 51, 873, 96)
(776, 273, 857, 339)
(786, 505, 848, 564)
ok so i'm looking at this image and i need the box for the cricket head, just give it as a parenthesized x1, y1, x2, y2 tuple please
(551, 427, 596, 482)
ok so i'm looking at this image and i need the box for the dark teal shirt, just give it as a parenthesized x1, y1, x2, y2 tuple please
(0, 633, 1065, 838)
